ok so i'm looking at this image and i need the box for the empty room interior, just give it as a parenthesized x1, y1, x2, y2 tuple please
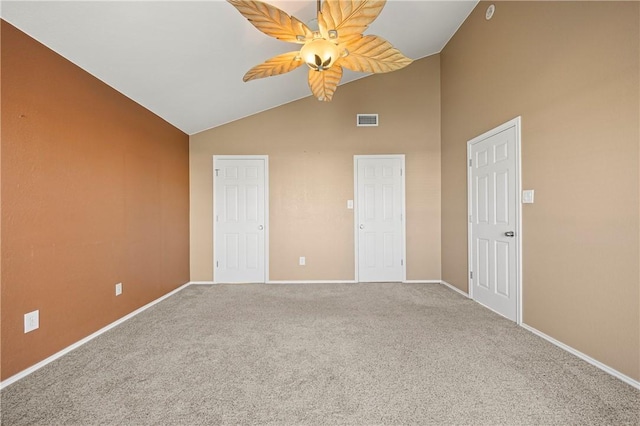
(1, 0, 639, 424)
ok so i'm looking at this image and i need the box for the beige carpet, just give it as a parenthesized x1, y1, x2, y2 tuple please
(1, 283, 638, 425)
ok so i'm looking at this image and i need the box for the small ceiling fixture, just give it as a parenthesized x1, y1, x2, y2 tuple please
(228, 0, 413, 101)
(485, 4, 495, 20)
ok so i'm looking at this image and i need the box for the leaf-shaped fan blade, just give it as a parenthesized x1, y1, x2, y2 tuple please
(308, 66, 343, 101)
(319, 0, 386, 43)
(340, 35, 412, 74)
(243, 51, 304, 82)
(228, 0, 313, 44)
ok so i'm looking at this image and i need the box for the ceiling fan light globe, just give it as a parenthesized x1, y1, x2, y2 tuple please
(300, 38, 340, 71)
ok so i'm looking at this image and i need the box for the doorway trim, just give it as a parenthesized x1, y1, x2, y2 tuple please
(353, 154, 407, 283)
(467, 117, 522, 324)
(212, 155, 269, 283)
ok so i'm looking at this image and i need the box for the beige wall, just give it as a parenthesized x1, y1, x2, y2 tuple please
(190, 55, 441, 282)
(441, 2, 639, 380)
(1, 21, 190, 380)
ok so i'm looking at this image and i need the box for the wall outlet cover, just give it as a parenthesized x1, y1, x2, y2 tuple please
(299, 257, 306, 266)
(115, 282, 123, 296)
(24, 310, 39, 333)
(523, 190, 535, 204)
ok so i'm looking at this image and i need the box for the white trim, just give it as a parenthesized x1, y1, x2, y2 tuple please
(441, 279, 639, 389)
(0, 281, 191, 390)
(521, 323, 640, 390)
(266, 280, 357, 285)
(191, 281, 266, 285)
(353, 154, 407, 283)
(212, 155, 269, 284)
(354, 155, 358, 282)
(194, 280, 360, 285)
(203, 280, 443, 285)
(400, 157, 407, 282)
(440, 280, 470, 298)
(467, 117, 522, 324)
(4, 280, 637, 393)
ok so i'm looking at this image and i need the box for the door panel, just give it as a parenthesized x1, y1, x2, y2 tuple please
(214, 158, 266, 283)
(470, 125, 518, 321)
(356, 156, 404, 282)
(477, 238, 490, 290)
(495, 241, 510, 296)
(225, 234, 239, 269)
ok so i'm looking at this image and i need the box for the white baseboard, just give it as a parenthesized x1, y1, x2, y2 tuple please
(520, 323, 640, 390)
(439, 280, 470, 298)
(197, 280, 441, 285)
(0, 281, 191, 390)
(267, 280, 357, 284)
(439, 281, 638, 390)
(5, 280, 637, 393)
(193, 281, 287, 285)
(191, 281, 360, 285)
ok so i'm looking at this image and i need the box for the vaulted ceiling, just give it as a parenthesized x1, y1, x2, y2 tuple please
(1, 1, 477, 134)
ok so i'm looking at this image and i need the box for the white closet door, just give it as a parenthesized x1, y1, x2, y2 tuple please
(356, 156, 405, 282)
(470, 125, 518, 321)
(214, 158, 266, 283)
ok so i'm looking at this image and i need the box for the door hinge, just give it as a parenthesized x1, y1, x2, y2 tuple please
(401, 259, 404, 266)
(214, 168, 220, 176)
(469, 159, 472, 167)
(216, 261, 219, 268)
(215, 215, 219, 222)
(470, 271, 473, 279)
(400, 169, 403, 176)
(469, 215, 473, 223)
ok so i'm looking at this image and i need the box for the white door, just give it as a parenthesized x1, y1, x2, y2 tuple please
(214, 157, 267, 283)
(355, 156, 405, 282)
(468, 118, 520, 321)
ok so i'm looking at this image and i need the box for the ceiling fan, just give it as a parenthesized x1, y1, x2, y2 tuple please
(228, 0, 413, 101)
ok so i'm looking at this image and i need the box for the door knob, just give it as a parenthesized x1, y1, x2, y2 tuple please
(504, 231, 515, 237)
(359, 224, 365, 229)
(258, 225, 264, 230)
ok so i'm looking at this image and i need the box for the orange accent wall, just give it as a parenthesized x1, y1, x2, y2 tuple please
(1, 21, 190, 380)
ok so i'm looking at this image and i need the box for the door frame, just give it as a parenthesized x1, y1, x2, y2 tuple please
(212, 155, 269, 283)
(353, 154, 407, 283)
(467, 117, 522, 324)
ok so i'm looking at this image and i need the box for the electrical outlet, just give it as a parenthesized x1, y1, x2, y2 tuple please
(299, 256, 306, 266)
(24, 310, 39, 333)
(115, 282, 123, 296)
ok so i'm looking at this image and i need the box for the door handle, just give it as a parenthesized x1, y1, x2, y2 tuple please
(359, 224, 365, 229)
(504, 231, 515, 237)
(258, 225, 264, 230)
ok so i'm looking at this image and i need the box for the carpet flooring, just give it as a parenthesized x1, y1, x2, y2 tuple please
(1, 283, 639, 425)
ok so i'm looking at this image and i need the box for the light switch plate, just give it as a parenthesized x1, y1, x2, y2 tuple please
(347, 200, 354, 209)
(523, 190, 535, 204)
(115, 282, 122, 296)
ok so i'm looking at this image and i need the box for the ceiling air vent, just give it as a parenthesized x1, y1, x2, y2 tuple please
(357, 114, 378, 127)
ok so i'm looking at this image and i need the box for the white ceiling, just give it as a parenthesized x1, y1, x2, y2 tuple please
(1, 0, 477, 135)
